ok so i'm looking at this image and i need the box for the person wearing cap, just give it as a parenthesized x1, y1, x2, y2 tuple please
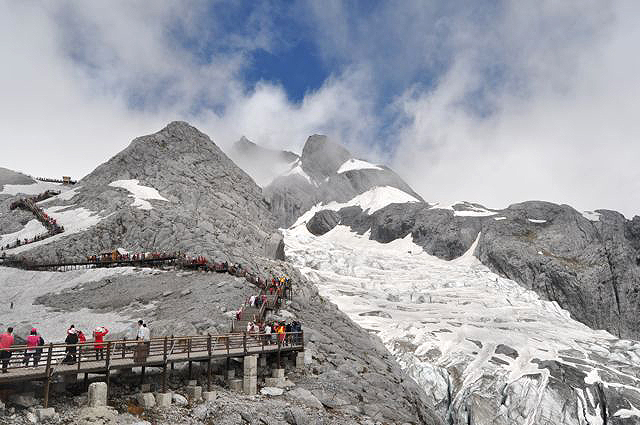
(24, 328, 41, 368)
(0, 327, 14, 373)
(93, 326, 109, 360)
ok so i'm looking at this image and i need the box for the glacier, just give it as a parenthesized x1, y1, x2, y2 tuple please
(284, 204, 640, 423)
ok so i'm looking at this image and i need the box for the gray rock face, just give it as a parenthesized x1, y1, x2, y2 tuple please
(306, 210, 340, 236)
(227, 136, 299, 187)
(335, 199, 640, 340)
(0, 167, 34, 189)
(264, 135, 423, 228)
(8, 122, 284, 264)
(300, 135, 351, 181)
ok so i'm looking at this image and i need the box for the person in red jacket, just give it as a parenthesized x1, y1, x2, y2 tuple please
(24, 328, 42, 368)
(93, 327, 109, 360)
(0, 327, 15, 373)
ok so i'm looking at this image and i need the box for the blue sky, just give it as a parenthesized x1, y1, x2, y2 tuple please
(1, 1, 639, 216)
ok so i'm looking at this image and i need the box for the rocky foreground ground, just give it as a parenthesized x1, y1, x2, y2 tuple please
(0, 366, 396, 425)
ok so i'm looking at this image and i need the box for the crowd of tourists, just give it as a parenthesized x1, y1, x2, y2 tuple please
(245, 320, 303, 346)
(0, 320, 152, 373)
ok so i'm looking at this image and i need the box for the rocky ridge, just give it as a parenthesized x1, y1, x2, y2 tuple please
(3, 122, 285, 265)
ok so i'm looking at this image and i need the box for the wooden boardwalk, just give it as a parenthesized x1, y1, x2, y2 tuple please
(0, 332, 303, 407)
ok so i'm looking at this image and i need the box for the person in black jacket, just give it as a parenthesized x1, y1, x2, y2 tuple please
(64, 325, 79, 364)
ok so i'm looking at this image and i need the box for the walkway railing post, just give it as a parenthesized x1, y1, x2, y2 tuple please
(162, 336, 168, 393)
(77, 342, 82, 372)
(122, 337, 126, 359)
(277, 337, 281, 369)
(243, 332, 247, 355)
(43, 343, 53, 409)
(105, 342, 112, 399)
(188, 337, 192, 380)
(207, 334, 212, 392)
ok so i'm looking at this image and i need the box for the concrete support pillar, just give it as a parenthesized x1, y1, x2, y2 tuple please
(264, 368, 285, 387)
(88, 382, 107, 407)
(186, 385, 202, 401)
(202, 391, 217, 401)
(136, 393, 155, 408)
(295, 352, 305, 370)
(243, 355, 257, 395)
(155, 392, 171, 408)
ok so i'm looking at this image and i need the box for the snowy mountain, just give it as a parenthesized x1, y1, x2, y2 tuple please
(0, 123, 441, 424)
(263, 134, 423, 228)
(3, 123, 640, 424)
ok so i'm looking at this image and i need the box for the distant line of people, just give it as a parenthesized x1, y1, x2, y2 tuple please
(3, 191, 65, 251)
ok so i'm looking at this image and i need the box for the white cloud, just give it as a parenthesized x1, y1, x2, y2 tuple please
(387, 1, 640, 217)
(1, 1, 638, 217)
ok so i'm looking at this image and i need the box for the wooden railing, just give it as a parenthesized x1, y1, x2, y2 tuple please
(0, 331, 303, 407)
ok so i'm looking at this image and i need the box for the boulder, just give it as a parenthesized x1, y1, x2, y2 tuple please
(284, 407, 310, 425)
(171, 393, 188, 407)
(260, 387, 284, 396)
(306, 210, 340, 236)
(9, 392, 37, 408)
(286, 388, 324, 410)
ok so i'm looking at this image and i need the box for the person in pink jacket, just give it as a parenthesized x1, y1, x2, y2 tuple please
(0, 327, 14, 373)
(93, 327, 109, 360)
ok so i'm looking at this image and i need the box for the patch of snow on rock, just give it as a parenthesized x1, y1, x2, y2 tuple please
(528, 218, 547, 223)
(292, 186, 420, 227)
(583, 211, 601, 222)
(337, 159, 384, 174)
(108, 179, 168, 210)
(494, 216, 507, 221)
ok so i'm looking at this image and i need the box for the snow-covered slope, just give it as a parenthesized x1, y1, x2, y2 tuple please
(0, 266, 155, 341)
(283, 222, 640, 424)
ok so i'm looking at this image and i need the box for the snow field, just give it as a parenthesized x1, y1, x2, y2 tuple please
(0, 181, 69, 196)
(283, 222, 640, 420)
(0, 267, 151, 342)
(0, 219, 47, 247)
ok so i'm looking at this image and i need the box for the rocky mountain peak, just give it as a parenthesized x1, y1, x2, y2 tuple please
(5, 122, 285, 264)
(300, 134, 351, 180)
